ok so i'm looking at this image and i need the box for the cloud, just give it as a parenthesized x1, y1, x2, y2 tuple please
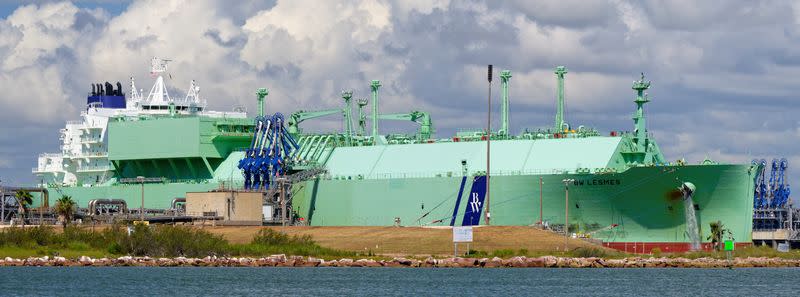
(0, 0, 796, 190)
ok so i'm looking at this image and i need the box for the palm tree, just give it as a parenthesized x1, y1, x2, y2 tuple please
(55, 195, 77, 228)
(707, 221, 731, 251)
(14, 190, 33, 225)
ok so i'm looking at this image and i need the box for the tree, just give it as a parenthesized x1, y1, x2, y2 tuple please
(14, 190, 33, 225)
(55, 195, 77, 228)
(707, 221, 732, 251)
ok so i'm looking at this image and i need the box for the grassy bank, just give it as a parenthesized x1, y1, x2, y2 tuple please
(0, 225, 354, 259)
(2, 225, 797, 260)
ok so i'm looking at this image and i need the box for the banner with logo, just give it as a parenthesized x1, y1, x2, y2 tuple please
(461, 176, 487, 226)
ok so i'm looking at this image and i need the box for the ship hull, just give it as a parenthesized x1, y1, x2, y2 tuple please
(45, 163, 756, 253)
(292, 164, 757, 252)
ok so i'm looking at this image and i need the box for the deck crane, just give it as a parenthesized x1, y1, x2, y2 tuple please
(377, 111, 434, 141)
(286, 108, 343, 137)
(238, 113, 300, 191)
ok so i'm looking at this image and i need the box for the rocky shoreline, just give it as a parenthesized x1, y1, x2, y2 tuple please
(3, 255, 800, 268)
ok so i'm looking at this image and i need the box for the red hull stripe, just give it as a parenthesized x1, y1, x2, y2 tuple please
(602, 242, 751, 253)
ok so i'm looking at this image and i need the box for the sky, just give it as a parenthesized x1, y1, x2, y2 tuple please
(0, 0, 796, 192)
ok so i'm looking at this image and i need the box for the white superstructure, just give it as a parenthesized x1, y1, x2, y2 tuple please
(34, 58, 247, 187)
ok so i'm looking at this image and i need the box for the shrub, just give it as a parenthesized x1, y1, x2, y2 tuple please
(251, 229, 314, 246)
(650, 247, 662, 257)
(491, 249, 516, 258)
(570, 247, 607, 258)
(116, 225, 229, 257)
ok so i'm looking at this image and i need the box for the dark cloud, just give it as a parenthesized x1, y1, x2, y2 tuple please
(124, 34, 157, 50)
(504, 0, 618, 28)
(204, 29, 246, 48)
(641, 0, 793, 31)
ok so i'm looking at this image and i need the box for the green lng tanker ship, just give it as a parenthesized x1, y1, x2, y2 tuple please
(33, 59, 758, 252)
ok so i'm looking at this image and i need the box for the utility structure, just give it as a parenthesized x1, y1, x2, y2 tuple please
(357, 98, 368, 136)
(562, 178, 575, 250)
(341, 90, 354, 146)
(554, 66, 568, 132)
(499, 70, 512, 139)
(256, 88, 268, 117)
(485, 64, 492, 226)
(377, 111, 434, 141)
(632, 73, 651, 153)
(752, 158, 797, 249)
(137, 176, 145, 221)
(370, 80, 382, 145)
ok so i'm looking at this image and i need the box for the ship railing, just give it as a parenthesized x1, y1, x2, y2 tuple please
(329, 168, 578, 180)
(79, 136, 102, 143)
(38, 153, 64, 159)
(32, 165, 65, 173)
(66, 120, 84, 126)
(76, 166, 111, 172)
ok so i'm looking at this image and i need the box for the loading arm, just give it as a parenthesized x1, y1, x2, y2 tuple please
(286, 108, 343, 136)
(377, 111, 434, 140)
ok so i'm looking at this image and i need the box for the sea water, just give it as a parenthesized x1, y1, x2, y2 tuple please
(2, 267, 800, 296)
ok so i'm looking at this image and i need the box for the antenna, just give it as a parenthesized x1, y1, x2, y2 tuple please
(150, 57, 171, 76)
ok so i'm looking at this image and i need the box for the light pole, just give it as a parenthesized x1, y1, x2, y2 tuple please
(539, 177, 543, 225)
(485, 64, 492, 226)
(0, 179, 4, 225)
(137, 176, 145, 221)
(562, 178, 574, 251)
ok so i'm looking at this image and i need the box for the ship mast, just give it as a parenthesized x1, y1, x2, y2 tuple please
(632, 73, 651, 153)
(499, 70, 512, 139)
(357, 98, 368, 136)
(145, 57, 172, 106)
(341, 90, 354, 146)
(370, 80, 382, 145)
(554, 66, 568, 132)
(256, 88, 268, 117)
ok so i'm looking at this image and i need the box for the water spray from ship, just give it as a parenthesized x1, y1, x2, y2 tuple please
(680, 182, 701, 251)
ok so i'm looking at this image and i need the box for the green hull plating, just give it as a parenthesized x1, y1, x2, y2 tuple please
(292, 164, 756, 244)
